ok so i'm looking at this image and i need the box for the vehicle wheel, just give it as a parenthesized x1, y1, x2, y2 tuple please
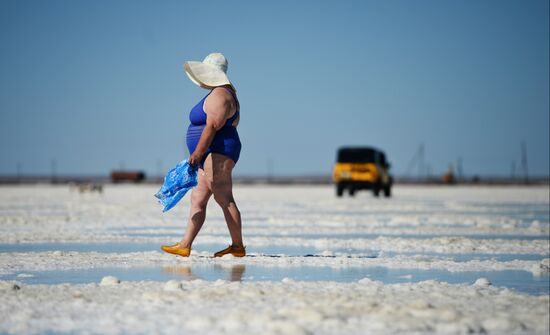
(373, 183, 381, 197)
(336, 184, 344, 197)
(383, 186, 391, 197)
(349, 188, 356, 197)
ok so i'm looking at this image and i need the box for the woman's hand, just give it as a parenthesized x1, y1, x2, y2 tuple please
(188, 150, 203, 167)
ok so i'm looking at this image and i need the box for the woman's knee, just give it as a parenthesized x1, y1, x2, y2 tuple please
(191, 191, 210, 210)
(191, 199, 209, 211)
(213, 190, 234, 208)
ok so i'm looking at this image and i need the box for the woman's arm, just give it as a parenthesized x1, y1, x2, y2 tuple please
(188, 88, 234, 166)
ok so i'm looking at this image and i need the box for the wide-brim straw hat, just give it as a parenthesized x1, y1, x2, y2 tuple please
(184, 53, 235, 90)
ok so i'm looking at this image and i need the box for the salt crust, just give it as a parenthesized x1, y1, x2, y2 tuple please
(1, 185, 548, 246)
(1, 251, 548, 276)
(1, 185, 548, 333)
(0, 279, 548, 335)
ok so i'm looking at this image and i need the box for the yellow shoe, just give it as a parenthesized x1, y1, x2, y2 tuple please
(161, 243, 191, 257)
(214, 245, 246, 258)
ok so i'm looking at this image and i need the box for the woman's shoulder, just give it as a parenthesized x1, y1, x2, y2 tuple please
(204, 87, 237, 116)
(205, 88, 232, 106)
(211, 86, 236, 99)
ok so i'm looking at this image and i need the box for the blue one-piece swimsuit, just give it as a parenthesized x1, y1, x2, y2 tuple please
(186, 88, 241, 168)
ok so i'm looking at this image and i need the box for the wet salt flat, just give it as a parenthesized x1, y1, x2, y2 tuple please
(3, 264, 549, 296)
(0, 241, 548, 262)
(1, 184, 549, 334)
(0, 242, 317, 256)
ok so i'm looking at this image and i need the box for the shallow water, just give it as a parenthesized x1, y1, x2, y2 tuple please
(1, 242, 547, 263)
(0, 242, 317, 256)
(3, 264, 548, 295)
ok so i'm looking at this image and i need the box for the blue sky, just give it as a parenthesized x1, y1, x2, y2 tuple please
(1, 0, 548, 177)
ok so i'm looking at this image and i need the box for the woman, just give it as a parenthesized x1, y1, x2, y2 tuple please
(161, 53, 245, 258)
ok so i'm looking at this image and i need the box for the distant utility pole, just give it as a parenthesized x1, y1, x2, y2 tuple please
(405, 143, 426, 179)
(520, 141, 528, 184)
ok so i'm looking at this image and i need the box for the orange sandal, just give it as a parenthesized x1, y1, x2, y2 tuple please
(214, 245, 246, 258)
(161, 243, 191, 257)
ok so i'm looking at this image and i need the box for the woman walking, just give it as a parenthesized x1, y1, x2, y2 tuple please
(161, 53, 245, 258)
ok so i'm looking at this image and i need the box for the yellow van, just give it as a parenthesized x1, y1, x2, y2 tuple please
(332, 147, 393, 197)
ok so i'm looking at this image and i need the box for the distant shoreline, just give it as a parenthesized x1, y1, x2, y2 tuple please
(0, 175, 548, 186)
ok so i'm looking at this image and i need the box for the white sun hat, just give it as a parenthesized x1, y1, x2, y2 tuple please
(184, 53, 235, 90)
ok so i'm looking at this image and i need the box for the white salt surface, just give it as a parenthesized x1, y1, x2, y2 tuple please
(0, 279, 548, 335)
(0, 184, 549, 334)
(1, 185, 548, 245)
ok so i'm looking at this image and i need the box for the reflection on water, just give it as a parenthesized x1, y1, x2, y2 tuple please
(163, 264, 246, 282)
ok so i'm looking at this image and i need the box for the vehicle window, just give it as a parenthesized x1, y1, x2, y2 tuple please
(337, 149, 376, 163)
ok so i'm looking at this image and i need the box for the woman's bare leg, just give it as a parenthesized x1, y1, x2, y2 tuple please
(179, 169, 212, 249)
(204, 153, 243, 247)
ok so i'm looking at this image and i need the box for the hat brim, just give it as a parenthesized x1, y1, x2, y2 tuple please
(184, 62, 233, 90)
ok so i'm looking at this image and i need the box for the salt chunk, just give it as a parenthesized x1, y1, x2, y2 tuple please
(16, 273, 34, 278)
(213, 279, 227, 286)
(281, 277, 294, 283)
(100, 276, 120, 286)
(530, 259, 549, 277)
(358, 277, 374, 284)
(163, 280, 182, 291)
(473, 277, 491, 287)
(52, 251, 63, 256)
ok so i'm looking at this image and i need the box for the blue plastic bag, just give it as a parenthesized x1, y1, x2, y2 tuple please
(155, 159, 198, 212)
